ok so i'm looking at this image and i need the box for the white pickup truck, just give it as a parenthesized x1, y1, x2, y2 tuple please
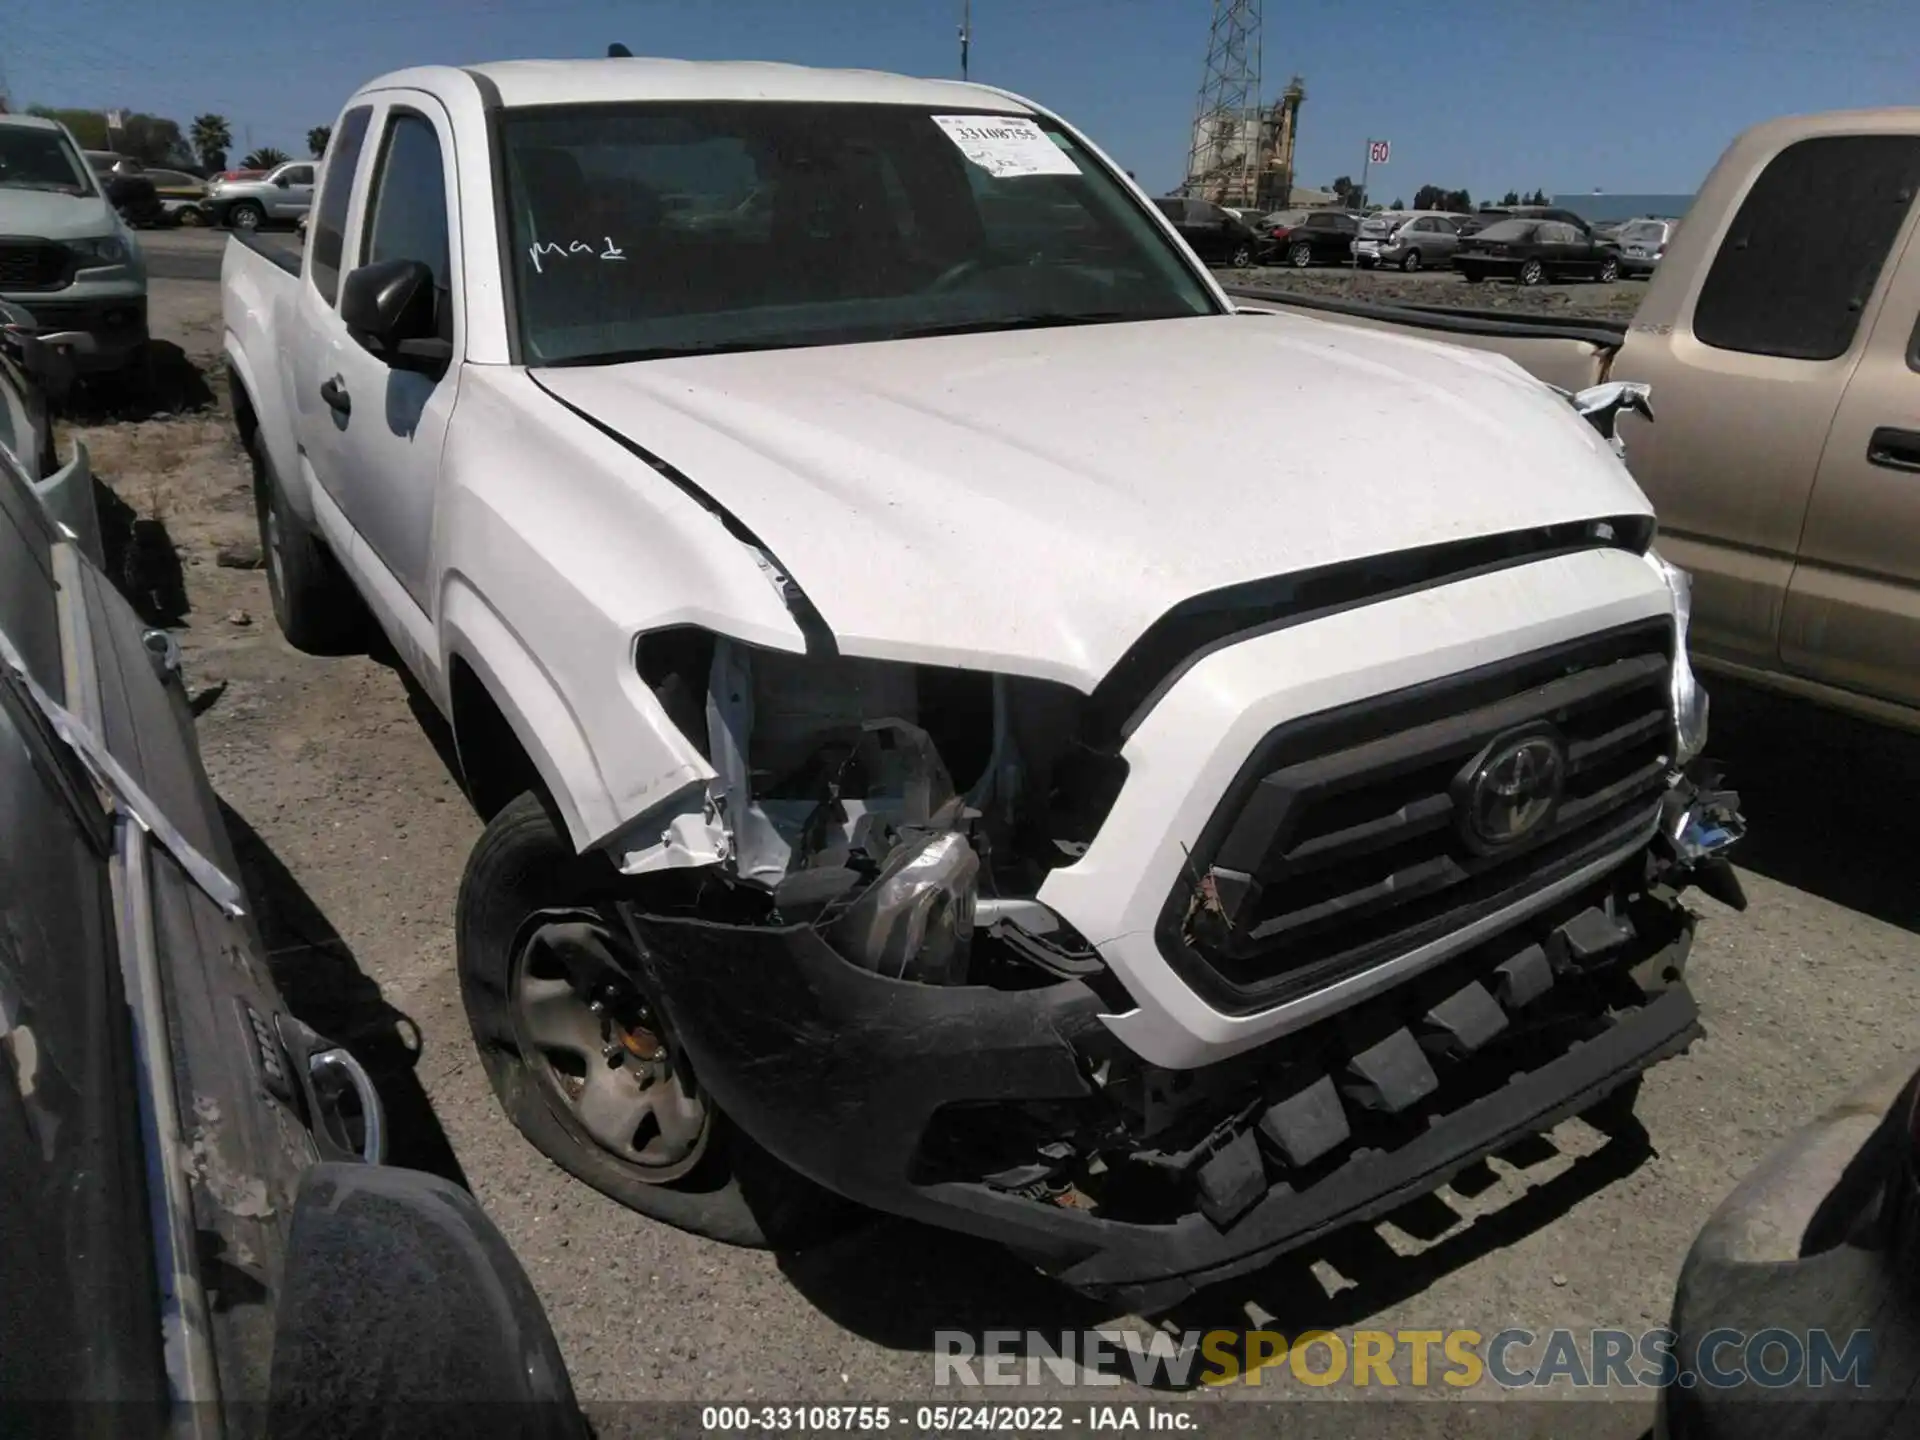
(222, 56, 1743, 1310)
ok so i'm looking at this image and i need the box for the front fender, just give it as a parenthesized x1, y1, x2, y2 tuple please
(439, 578, 717, 856)
(440, 579, 610, 849)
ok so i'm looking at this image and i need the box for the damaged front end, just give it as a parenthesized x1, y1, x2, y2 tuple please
(617, 629, 1126, 990)
(591, 615, 1743, 1311)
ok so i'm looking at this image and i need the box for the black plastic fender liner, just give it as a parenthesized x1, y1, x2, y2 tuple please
(266, 1163, 586, 1438)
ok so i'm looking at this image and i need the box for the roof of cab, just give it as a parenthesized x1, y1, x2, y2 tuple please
(0, 113, 63, 132)
(361, 57, 1039, 113)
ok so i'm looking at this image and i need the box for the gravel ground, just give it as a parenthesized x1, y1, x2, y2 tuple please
(1222, 261, 1648, 322)
(60, 244, 1920, 1428)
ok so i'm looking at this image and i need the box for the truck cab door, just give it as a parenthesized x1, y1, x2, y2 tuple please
(271, 163, 316, 220)
(292, 94, 461, 681)
(1780, 143, 1920, 711)
(1611, 134, 1920, 673)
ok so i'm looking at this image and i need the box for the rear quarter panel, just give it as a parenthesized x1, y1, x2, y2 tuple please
(221, 237, 309, 523)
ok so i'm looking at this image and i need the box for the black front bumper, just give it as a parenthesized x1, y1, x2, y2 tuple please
(628, 887, 1700, 1312)
(5, 295, 148, 372)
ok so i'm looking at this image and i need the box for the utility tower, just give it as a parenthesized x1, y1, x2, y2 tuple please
(1182, 0, 1262, 205)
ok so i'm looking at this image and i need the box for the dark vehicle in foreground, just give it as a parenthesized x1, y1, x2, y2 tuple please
(0, 342, 583, 1431)
(1151, 196, 1269, 267)
(1453, 216, 1621, 285)
(1660, 1051, 1920, 1437)
(1280, 208, 1360, 265)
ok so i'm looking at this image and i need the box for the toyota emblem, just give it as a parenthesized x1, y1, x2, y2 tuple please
(1461, 730, 1567, 850)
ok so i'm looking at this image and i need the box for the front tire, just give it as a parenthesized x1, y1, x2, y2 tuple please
(1289, 242, 1312, 268)
(456, 792, 851, 1247)
(1519, 258, 1545, 287)
(248, 427, 366, 653)
(1229, 243, 1253, 268)
(228, 200, 264, 232)
(1400, 249, 1422, 272)
(1598, 256, 1620, 283)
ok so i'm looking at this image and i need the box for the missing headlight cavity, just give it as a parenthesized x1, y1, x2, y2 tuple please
(629, 630, 1127, 988)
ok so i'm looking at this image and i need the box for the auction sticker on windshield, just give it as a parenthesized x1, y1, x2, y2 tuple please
(932, 115, 1080, 178)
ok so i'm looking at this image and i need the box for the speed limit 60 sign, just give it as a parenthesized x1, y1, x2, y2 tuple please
(1368, 140, 1391, 164)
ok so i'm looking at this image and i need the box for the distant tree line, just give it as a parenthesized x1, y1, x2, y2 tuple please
(1325, 176, 1552, 212)
(20, 105, 329, 174)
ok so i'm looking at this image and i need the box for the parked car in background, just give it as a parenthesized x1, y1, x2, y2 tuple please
(1458, 204, 1595, 238)
(143, 166, 212, 226)
(1453, 216, 1621, 285)
(81, 149, 165, 228)
(204, 159, 316, 231)
(1660, 1051, 1920, 1437)
(1279, 209, 1360, 265)
(0, 332, 588, 1434)
(1232, 107, 1920, 732)
(1353, 210, 1466, 271)
(1258, 207, 1309, 238)
(1, 117, 150, 376)
(1151, 196, 1268, 267)
(1618, 217, 1681, 277)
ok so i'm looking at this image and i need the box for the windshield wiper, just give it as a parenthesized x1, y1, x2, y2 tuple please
(879, 311, 1149, 342)
(538, 337, 817, 367)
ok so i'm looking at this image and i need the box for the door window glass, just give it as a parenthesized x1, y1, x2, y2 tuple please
(1697, 135, 1920, 361)
(309, 105, 373, 306)
(361, 111, 453, 339)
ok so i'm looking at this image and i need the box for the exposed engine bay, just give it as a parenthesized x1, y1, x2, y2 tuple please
(626, 627, 1125, 990)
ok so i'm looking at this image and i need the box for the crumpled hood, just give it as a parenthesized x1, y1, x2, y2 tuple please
(0, 188, 118, 243)
(535, 313, 1650, 690)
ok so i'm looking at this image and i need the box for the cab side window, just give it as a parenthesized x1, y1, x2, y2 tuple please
(361, 111, 453, 341)
(309, 106, 373, 306)
(1696, 135, 1920, 361)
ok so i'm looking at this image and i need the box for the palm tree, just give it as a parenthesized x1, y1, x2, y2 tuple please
(191, 113, 232, 172)
(306, 125, 330, 158)
(242, 146, 290, 170)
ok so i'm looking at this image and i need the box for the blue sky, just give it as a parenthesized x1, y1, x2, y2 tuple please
(5, 0, 1917, 198)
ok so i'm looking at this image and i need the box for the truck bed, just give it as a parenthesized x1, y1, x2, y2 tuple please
(1225, 283, 1624, 393)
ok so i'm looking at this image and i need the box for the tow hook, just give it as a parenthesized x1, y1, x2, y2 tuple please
(1658, 763, 1748, 911)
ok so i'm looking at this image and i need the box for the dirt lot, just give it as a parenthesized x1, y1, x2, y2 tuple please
(61, 240, 1920, 1423)
(1227, 259, 1647, 321)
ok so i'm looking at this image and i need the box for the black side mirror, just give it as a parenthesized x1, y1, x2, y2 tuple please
(339, 258, 452, 373)
(274, 174, 291, 188)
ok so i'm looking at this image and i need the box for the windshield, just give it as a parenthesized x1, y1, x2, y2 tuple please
(499, 102, 1217, 366)
(0, 127, 96, 196)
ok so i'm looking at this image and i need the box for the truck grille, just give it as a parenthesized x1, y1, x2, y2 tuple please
(1156, 620, 1675, 1014)
(0, 241, 72, 292)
